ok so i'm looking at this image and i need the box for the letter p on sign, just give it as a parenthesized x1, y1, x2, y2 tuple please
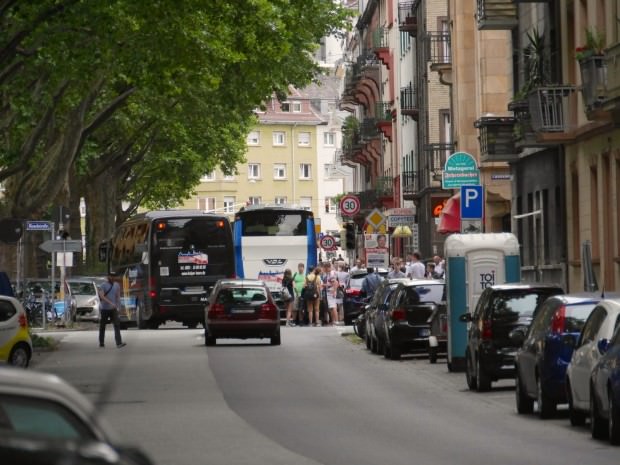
(460, 185, 484, 220)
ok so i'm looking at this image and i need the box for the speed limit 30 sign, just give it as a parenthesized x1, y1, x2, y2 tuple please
(320, 235, 337, 251)
(339, 195, 360, 216)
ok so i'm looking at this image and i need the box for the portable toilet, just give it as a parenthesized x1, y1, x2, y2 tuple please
(444, 233, 521, 372)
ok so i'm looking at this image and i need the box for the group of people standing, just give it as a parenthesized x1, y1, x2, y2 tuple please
(280, 261, 349, 327)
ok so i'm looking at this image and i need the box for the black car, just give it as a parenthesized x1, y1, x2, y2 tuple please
(343, 268, 388, 325)
(378, 279, 446, 360)
(460, 284, 564, 392)
(364, 278, 410, 354)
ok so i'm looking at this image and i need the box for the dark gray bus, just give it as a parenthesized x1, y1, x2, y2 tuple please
(100, 210, 235, 328)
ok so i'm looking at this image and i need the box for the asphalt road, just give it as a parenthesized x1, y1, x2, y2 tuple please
(30, 325, 618, 465)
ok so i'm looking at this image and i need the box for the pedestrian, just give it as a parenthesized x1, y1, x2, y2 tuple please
(425, 262, 436, 279)
(97, 272, 126, 348)
(304, 266, 322, 326)
(326, 274, 340, 326)
(335, 263, 349, 322)
(293, 263, 306, 325)
(361, 266, 382, 297)
(350, 258, 364, 272)
(406, 252, 426, 279)
(433, 255, 445, 278)
(281, 269, 296, 326)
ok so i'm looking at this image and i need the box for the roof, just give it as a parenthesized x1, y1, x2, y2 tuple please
(255, 92, 326, 126)
(126, 210, 230, 222)
(488, 283, 564, 291)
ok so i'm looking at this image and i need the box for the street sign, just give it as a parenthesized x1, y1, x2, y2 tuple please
(39, 240, 82, 253)
(460, 185, 484, 219)
(442, 152, 480, 189)
(387, 215, 416, 227)
(365, 208, 386, 229)
(339, 195, 360, 216)
(26, 221, 51, 231)
(320, 235, 337, 251)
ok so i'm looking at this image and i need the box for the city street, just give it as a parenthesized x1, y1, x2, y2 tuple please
(30, 326, 617, 465)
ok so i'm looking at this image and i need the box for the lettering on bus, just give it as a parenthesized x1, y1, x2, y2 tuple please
(258, 270, 284, 284)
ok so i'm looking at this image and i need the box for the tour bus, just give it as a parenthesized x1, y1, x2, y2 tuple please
(100, 210, 235, 328)
(233, 205, 317, 295)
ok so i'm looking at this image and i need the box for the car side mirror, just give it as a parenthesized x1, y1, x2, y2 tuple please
(459, 313, 472, 323)
(597, 338, 609, 355)
(509, 327, 526, 346)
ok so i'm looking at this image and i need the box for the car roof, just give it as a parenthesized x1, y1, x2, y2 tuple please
(217, 279, 267, 287)
(385, 278, 411, 284)
(0, 295, 25, 308)
(488, 283, 564, 291)
(0, 369, 114, 442)
(543, 292, 618, 305)
(401, 279, 445, 286)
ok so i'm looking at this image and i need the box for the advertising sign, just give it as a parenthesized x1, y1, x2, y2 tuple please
(365, 248, 389, 268)
(364, 234, 389, 249)
(442, 152, 481, 189)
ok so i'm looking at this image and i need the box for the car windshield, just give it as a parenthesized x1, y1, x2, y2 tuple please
(564, 303, 598, 332)
(68, 282, 96, 296)
(217, 288, 267, 304)
(0, 394, 95, 440)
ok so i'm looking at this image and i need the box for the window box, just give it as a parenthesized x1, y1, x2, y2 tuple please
(475, 0, 518, 31)
(579, 55, 607, 114)
(474, 117, 517, 162)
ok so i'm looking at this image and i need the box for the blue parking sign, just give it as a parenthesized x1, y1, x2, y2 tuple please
(460, 185, 484, 219)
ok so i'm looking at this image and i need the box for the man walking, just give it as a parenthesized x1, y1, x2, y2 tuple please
(361, 267, 382, 297)
(98, 272, 126, 348)
(406, 252, 426, 279)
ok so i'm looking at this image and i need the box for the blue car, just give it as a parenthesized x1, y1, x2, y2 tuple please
(514, 294, 603, 418)
(590, 324, 620, 444)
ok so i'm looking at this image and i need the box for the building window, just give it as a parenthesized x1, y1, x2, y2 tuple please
(248, 163, 260, 180)
(200, 171, 216, 182)
(273, 131, 285, 146)
(223, 174, 235, 181)
(299, 163, 311, 179)
(246, 131, 260, 145)
(298, 132, 311, 146)
(299, 197, 312, 210)
(281, 102, 290, 112)
(248, 196, 261, 206)
(198, 197, 216, 212)
(291, 101, 302, 112)
(325, 197, 337, 213)
(223, 196, 235, 213)
(274, 196, 287, 205)
(273, 163, 286, 180)
(323, 132, 335, 146)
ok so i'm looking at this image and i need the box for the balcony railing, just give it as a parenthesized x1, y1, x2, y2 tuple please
(375, 176, 393, 197)
(361, 118, 380, 140)
(402, 170, 419, 196)
(475, 0, 518, 31)
(474, 117, 517, 162)
(416, 143, 453, 191)
(375, 102, 392, 123)
(605, 42, 620, 102)
(528, 86, 576, 133)
(400, 85, 418, 118)
(398, 1, 420, 36)
(372, 26, 389, 50)
(427, 32, 451, 69)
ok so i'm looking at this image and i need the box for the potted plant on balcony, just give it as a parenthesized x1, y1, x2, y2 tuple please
(576, 28, 607, 111)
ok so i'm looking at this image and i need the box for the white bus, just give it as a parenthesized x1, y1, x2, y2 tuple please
(233, 205, 318, 294)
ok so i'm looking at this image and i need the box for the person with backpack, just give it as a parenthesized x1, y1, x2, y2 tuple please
(304, 266, 322, 326)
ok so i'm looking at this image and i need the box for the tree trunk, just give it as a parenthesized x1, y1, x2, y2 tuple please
(84, 168, 118, 272)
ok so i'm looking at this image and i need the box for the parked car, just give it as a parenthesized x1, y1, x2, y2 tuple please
(566, 297, 620, 426)
(460, 284, 564, 392)
(0, 295, 32, 367)
(514, 293, 604, 418)
(67, 278, 102, 322)
(590, 322, 620, 444)
(0, 369, 154, 463)
(378, 279, 446, 360)
(364, 278, 409, 354)
(204, 279, 281, 346)
(343, 268, 388, 325)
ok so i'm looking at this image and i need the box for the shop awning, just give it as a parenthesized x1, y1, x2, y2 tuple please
(437, 193, 460, 234)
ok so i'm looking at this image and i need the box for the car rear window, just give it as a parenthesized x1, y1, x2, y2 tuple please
(564, 303, 598, 332)
(492, 290, 557, 318)
(216, 288, 267, 304)
(406, 284, 445, 304)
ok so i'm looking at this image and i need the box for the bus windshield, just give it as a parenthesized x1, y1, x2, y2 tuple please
(239, 211, 308, 236)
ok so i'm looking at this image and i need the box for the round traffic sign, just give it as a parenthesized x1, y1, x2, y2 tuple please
(339, 195, 360, 216)
(320, 235, 337, 251)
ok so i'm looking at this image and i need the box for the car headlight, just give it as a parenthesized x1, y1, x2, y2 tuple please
(87, 297, 97, 306)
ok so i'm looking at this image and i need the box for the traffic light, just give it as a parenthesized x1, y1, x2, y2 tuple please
(345, 223, 356, 250)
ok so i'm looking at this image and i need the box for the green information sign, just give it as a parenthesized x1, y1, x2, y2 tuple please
(442, 152, 480, 189)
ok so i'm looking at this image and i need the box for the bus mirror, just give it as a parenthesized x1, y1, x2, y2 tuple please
(98, 243, 108, 262)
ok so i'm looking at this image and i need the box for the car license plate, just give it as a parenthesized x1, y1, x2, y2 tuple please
(231, 308, 254, 314)
(419, 329, 430, 337)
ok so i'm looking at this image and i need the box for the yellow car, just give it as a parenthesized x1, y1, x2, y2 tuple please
(0, 295, 32, 367)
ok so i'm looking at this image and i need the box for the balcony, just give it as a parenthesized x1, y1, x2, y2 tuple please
(400, 85, 418, 119)
(475, 0, 518, 30)
(474, 117, 517, 162)
(528, 86, 576, 141)
(415, 143, 453, 193)
(603, 42, 620, 122)
(372, 26, 391, 69)
(402, 170, 419, 198)
(508, 99, 548, 149)
(427, 32, 451, 83)
(360, 118, 380, 141)
(398, 1, 420, 37)
(375, 102, 393, 142)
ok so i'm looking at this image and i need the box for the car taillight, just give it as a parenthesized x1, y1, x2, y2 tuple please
(208, 303, 226, 319)
(18, 313, 28, 328)
(259, 303, 278, 319)
(392, 308, 406, 321)
(149, 276, 157, 299)
(346, 288, 360, 296)
(551, 305, 566, 334)
(481, 320, 493, 340)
